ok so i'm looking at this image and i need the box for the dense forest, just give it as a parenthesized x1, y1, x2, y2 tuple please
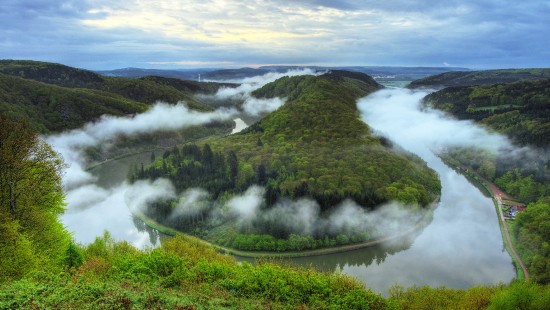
(423, 79, 550, 148)
(424, 79, 550, 202)
(408, 68, 550, 89)
(0, 60, 237, 162)
(132, 71, 441, 251)
(210, 71, 441, 209)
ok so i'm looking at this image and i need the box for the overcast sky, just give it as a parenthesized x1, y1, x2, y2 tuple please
(1, 0, 549, 70)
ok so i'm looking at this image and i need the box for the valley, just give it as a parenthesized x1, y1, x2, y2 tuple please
(1, 61, 548, 308)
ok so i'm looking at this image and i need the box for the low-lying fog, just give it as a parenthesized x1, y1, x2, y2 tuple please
(52, 75, 516, 294)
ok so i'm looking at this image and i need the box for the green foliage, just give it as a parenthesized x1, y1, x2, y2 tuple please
(0, 117, 71, 281)
(5, 232, 550, 309)
(209, 71, 441, 210)
(0, 73, 148, 133)
(64, 241, 84, 270)
(488, 281, 550, 310)
(132, 72, 440, 252)
(389, 282, 550, 310)
(226, 232, 371, 252)
(0, 221, 37, 282)
(0, 234, 391, 309)
(440, 147, 549, 204)
(514, 197, 550, 284)
(496, 170, 544, 202)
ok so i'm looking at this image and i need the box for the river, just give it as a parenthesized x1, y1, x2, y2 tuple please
(61, 90, 515, 294)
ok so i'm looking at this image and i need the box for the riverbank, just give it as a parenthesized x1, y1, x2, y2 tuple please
(438, 156, 529, 280)
(132, 197, 438, 258)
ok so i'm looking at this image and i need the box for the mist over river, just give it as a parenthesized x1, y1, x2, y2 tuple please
(60, 89, 515, 294)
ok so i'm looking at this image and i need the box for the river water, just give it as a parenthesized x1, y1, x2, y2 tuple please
(61, 90, 515, 294)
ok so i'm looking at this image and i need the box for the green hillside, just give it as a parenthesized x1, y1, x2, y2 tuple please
(0, 60, 227, 118)
(0, 73, 149, 133)
(133, 71, 441, 251)
(0, 60, 242, 133)
(208, 70, 441, 208)
(423, 79, 550, 148)
(408, 68, 550, 89)
(2, 71, 550, 309)
(424, 78, 550, 284)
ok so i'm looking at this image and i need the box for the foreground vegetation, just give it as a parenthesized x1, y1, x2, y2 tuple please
(3, 231, 550, 309)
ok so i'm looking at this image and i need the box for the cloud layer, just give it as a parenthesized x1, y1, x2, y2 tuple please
(357, 89, 510, 159)
(207, 68, 318, 116)
(1, 0, 548, 69)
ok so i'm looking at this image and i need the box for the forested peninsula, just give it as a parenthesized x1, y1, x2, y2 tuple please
(132, 71, 441, 252)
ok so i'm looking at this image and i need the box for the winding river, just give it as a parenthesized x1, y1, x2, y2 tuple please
(61, 89, 515, 294)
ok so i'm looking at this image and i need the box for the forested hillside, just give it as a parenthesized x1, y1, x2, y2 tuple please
(423, 79, 550, 148)
(0, 60, 238, 133)
(408, 68, 550, 89)
(2, 65, 550, 307)
(208, 70, 441, 208)
(0, 73, 148, 133)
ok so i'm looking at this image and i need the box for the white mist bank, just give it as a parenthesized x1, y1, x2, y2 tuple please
(48, 101, 238, 246)
(347, 88, 516, 291)
(47, 102, 237, 189)
(51, 69, 324, 248)
(357, 89, 510, 158)
(205, 69, 320, 116)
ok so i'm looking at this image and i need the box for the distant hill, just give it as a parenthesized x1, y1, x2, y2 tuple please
(98, 65, 469, 81)
(408, 68, 550, 89)
(96, 67, 207, 80)
(423, 79, 550, 148)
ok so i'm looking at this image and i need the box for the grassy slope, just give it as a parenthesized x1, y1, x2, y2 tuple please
(0, 234, 389, 310)
(408, 68, 550, 89)
(206, 71, 441, 208)
(2, 233, 550, 309)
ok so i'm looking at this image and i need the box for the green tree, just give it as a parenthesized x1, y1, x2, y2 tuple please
(64, 241, 84, 270)
(0, 116, 70, 280)
(228, 150, 238, 185)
